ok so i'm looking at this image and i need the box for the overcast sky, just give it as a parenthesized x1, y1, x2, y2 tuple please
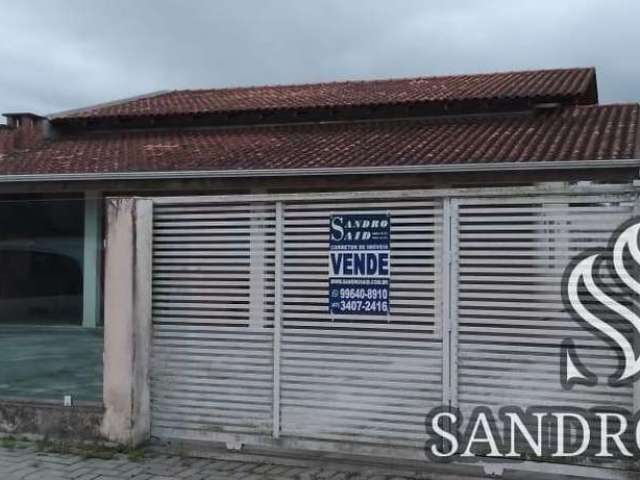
(1, 0, 638, 116)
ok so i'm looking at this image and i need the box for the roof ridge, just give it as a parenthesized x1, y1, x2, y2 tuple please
(177, 66, 595, 95)
(568, 102, 640, 109)
(48, 89, 172, 119)
(51, 102, 640, 139)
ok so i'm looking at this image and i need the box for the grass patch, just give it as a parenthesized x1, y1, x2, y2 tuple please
(126, 448, 145, 462)
(35, 438, 146, 461)
(1, 437, 17, 449)
(0, 436, 32, 450)
(0, 436, 147, 462)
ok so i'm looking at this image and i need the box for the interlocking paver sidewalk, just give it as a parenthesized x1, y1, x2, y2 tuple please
(0, 445, 453, 480)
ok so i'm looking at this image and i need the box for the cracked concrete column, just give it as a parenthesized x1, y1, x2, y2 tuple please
(101, 198, 153, 446)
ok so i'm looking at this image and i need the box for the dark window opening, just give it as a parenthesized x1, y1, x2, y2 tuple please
(0, 197, 84, 326)
(0, 195, 103, 402)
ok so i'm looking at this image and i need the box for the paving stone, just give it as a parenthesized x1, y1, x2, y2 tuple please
(0, 445, 442, 480)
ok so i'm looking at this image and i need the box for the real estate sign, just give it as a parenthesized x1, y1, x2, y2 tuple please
(328, 213, 390, 315)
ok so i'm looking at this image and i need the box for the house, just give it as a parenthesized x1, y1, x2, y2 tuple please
(0, 67, 638, 476)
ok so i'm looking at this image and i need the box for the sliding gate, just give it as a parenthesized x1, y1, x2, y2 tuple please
(454, 192, 638, 451)
(148, 187, 638, 458)
(150, 193, 445, 455)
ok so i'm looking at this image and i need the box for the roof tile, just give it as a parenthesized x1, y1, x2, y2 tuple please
(54, 68, 597, 121)
(2, 103, 637, 176)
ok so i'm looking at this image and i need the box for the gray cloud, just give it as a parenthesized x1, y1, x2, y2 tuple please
(1, 0, 638, 116)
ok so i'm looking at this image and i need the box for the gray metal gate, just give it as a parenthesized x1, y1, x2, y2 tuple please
(151, 201, 277, 438)
(279, 197, 443, 449)
(453, 192, 638, 452)
(455, 193, 636, 411)
(147, 186, 638, 459)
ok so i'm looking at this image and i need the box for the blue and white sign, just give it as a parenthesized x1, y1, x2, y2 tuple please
(328, 214, 391, 314)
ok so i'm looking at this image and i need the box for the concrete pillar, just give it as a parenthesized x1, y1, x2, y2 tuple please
(83, 192, 102, 328)
(101, 198, 153, 446)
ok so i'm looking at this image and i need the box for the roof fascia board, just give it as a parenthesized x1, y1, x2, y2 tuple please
(0, 158, 636, 183)
(150, 182, 638, 204)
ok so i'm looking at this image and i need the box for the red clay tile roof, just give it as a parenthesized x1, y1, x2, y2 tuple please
(53, 68, 597, 121)
(2, 103, 637, 176)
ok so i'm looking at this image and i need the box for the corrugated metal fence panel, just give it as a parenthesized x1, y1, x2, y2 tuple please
(150, 201, 276, 438)
(455, 194, 636, 430)
(280, 198, 444, 446)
